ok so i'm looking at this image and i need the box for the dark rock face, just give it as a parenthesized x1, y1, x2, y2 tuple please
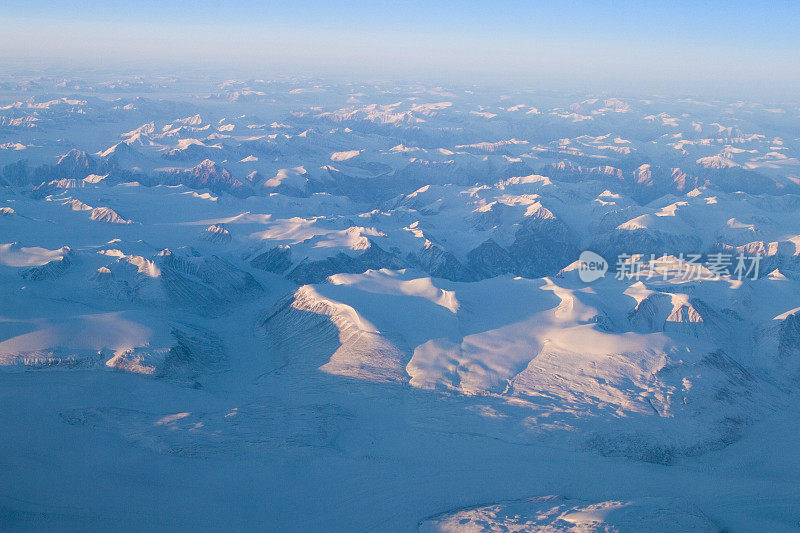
(201, 224, 232, 245)
(592, 228, 702, 261)
(507, 216, 580, 278)
(779, 312, 800, 357)
(19, 252, 73, 281)
(288, 241, 404, 284)
(249, 246, 293, 274)
(180, 160, 250, 196)
(161, 325, 226, 380)
(56, 149, 97, 178)
(467, 239, 514, 277)
(408, 242, 476, 282)
(157, 250, 263, 315)
(627, 293, 672, 332)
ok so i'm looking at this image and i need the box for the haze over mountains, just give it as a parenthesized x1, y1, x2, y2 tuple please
(2, 74, 800, 531)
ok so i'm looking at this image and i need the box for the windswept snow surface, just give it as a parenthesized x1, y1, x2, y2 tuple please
(1, 74, 800, 531)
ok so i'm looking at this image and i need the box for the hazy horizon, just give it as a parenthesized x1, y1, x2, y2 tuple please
(2, 1, 799, 98)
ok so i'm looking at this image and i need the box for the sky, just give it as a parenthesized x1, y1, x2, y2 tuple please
(2, 1, 799, 96)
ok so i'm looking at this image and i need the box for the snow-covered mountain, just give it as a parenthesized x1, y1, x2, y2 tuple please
(2, 74, 800, 531)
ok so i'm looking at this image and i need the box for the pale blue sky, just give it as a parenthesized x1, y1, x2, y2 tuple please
(2, 1, 798, 95)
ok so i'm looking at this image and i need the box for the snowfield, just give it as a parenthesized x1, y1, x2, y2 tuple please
(1, 74, 800, 531)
